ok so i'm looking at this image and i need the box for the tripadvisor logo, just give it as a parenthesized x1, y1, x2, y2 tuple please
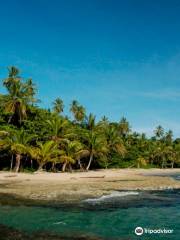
(135, 227, 143, 236)
(135, 226, 174, 236)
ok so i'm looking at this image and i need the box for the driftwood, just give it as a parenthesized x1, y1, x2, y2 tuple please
(80, 175, 105, 178)
(4, 175, 17, 178)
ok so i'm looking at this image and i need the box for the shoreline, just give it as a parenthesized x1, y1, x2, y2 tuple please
(0, 169, 180, 205)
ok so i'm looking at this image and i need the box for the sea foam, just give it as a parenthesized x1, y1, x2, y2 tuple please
(83, 191, 139, 203)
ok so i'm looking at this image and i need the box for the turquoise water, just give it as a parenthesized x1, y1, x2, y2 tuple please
(0, 190, 180, 239)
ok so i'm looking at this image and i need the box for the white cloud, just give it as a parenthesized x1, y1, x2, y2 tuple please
(135, 89, 180, 100)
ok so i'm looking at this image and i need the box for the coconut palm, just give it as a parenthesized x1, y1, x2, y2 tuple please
(28, 141, 61, 171)
(59, 140, 87, 172)
(0, 130, 9, 152)
(98, 116, 109, 127)
(101, 115, 109, 123)
(46, 116, 72, 171)
(52, 98, 64, 114)
(2, 129, 34, 172)
(118, 117, 131, 137)
(3, 67, 36, 125)
(164, 130, 173, 145)
(70, 100, 79, 112)
(136, 156, 147, 168)
(152, 143, 174, 168)
(23, 78, 36, 99)
(105, 125, 126, 157)
(154, 125, 164, 139)
(3, 66, 20, 90)
(76, 106, 86, 122)
(162, 145, 174, 168)
(70, 100, 86, 122)
(0, 130, 9, 138)
(173, 143, 180, 168)
(46, 116, 71, 141)
(84, 113, 96, 130)
(82, 131, 108, 170)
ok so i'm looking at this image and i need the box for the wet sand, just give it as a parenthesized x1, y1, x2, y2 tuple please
(0, 169, 179, 204)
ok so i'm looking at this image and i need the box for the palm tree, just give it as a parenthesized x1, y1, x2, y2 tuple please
(52, 98, 64, 114)
(105, 125, 126, 157)
(0, 130, 9, 138)
(0, 130, 9, 152)
(60, 140, 87, 172)
(3, 66, 20, 90)
(70, 100, 86, 122)
(70, 100, 78, 112)
(46, 116, 70, 141)
(98, 116, 109, 128)
(3, 67, 36, 125)
(2, 129, 34, 172)
(82, 131, 108, 170)
(164, 130, 173, 145)
(174, 143, 180, 168)
(70, 100, 78, 120)
(136, 156, 147, 168)
(76, 106, 86, 122)
(46, 116, 72, 171)
(29, 141, 61, 171)
(23, 78, 36, 99)
(152, 143, 173, 168)
(85, 113, 96, 130)
(154, 125, 164, 139)
(118, 117, 130, 137)
(162, 145, 174, 168)
(101, 115, 109, 123)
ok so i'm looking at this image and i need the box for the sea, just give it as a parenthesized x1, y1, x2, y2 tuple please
(0, 173, 179, 240)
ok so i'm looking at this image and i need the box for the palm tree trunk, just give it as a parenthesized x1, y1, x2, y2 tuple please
(14, 154, 21, 172)
(150, 158, 153, 165)
(161, 159, 165, 168)
(51, 162, 56, 172)
(86, 153, 93, 171)
(78, 159, 84, 171)
(30, 159, 33, 169)
(38, 163, 44, 171)
(69, 164, 73, 173)
(62, 162, 67, 172)
(8, 114, 13, 124)
(10, 155, 14, 171)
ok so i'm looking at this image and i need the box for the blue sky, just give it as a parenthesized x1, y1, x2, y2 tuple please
(0, 0, 180, 137)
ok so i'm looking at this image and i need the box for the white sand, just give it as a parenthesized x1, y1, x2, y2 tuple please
(0, 169, 179, 203)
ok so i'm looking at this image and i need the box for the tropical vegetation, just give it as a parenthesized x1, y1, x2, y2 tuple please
(0, 67, 180, 172)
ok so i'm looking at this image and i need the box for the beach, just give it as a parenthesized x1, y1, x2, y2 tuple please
(0, 168, 180, 240)
(0, 168, 179, 204)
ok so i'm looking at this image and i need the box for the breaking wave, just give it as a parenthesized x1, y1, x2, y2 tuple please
(83, 191, 139, 203)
